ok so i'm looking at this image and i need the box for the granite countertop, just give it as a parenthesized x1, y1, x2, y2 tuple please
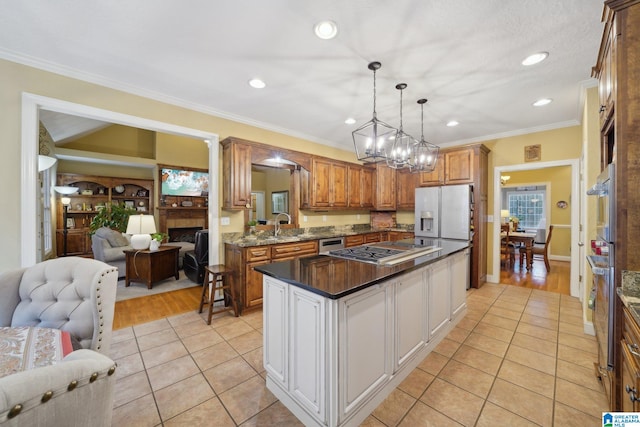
(223, 225, 415, 247)
(255, 238, 469, 299)
(617, 270, 640, 325)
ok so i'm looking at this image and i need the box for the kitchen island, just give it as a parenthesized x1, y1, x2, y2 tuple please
(255, 238, 469, 427)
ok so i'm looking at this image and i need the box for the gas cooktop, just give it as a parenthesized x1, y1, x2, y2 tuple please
(328, 244, 442, 266)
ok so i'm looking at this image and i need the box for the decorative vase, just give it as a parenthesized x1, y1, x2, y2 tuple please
(149, 240, 160, 252)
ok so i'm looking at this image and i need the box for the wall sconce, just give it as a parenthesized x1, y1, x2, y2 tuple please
(500, 175, 511, 186)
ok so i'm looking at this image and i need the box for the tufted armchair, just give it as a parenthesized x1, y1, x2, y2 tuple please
(0, 257, 118, 355)
(0, 257, 118, 425)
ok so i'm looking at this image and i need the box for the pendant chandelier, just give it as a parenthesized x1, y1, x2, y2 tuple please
(410, 98, 439, 173)
(352, 62, 397, 163)
(387, 83, 418, 169)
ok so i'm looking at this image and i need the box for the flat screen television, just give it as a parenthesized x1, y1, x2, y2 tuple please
(160, 167, 209, 197)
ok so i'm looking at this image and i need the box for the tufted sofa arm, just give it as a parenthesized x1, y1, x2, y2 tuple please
(0, 257, 118, 355)
(0, 349, 117, 426)
(0, 269, 24, 327)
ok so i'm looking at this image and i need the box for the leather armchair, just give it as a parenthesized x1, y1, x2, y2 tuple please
(183, 230, 208, 284)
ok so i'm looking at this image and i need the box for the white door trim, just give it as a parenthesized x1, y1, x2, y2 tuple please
(21, 92, 219, 267)
(490, 159, 580, 297)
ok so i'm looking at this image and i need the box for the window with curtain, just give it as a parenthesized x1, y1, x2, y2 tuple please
(506, 188, 546, 229)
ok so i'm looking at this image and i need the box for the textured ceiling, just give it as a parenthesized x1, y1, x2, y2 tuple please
(0, 0, 604, 151)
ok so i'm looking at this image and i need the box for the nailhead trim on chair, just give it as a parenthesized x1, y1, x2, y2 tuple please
(41, 391, 53, 403)
(0, 365, 118, 422)
(7, 404, 22, 419)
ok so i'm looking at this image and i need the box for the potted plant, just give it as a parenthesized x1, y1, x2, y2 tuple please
(247, 219, 257, 234)
(149, 232, 167, 251)
(89, 203, 137, 235)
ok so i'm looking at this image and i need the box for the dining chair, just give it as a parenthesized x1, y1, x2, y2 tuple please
(500, 225, 516, 268)
(520, 225, 554, 272)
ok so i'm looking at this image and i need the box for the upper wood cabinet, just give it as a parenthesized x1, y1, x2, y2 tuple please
(418, 147, 476, 187)
(396, 168, 419, 210)
(311, 158, 348, 208)
(596, 6, 616, 128)
(373, 164, 396, 211)
(418, 153, 444, 186)
(222, 139, 252, 210)
(347, 165, 374, 209)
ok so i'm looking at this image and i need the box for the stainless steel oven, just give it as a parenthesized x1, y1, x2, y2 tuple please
(588, 163, 615, 243)
(587, 163, 616, 383)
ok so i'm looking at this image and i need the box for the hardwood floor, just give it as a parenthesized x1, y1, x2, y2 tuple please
(113, 285, 202, 330)
(500, 257, 571, 295)
(113, 258, 571, 329)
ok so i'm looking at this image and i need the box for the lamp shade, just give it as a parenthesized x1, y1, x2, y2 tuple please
(126, 215, 157, 250)
(54, 186, 79, 195)
(38, 155, 57, 172)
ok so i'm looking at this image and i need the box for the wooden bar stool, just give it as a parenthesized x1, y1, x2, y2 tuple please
(198, 264, 238, 325)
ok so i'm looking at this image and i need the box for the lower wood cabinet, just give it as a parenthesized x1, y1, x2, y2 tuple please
(621, 306, 640, 411)
(225, 241, 318, 314)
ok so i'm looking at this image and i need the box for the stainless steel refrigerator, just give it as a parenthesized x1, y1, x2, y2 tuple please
(414, 185, 471, 241)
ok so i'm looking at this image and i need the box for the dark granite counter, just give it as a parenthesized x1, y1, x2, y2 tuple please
(255, 238, 469, 299)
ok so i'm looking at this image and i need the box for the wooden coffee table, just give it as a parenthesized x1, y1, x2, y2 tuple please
(124, 246, 179, 289)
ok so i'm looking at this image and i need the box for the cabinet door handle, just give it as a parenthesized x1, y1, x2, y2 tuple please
(627, 385, 640, 402)
(628, 343, 640, 358)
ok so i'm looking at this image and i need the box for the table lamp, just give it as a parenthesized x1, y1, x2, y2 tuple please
(500, 209, 511, 224)
(126, 214, 157, 250)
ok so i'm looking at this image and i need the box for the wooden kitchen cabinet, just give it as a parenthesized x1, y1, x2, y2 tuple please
(388, 231, 414, 241)
(621, 306, 640, 411)
(311, 158, 348, 208)
(396, 168, 419, 210)
(593, 2, 640, 410)
(345, 234, 365, 247)
(225, 240, 318, 314)
(347, 165, 374, 209)
(222, 139, 252, 210)
(418, 146, 474, 186)
(373, 164, 396, 211)
(419, 153, 444, 186)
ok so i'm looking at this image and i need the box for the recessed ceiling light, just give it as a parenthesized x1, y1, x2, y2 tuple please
(314, 20, 338, 39)
(533, 98, 552, 107)
(248, 78, 266, 89)
(522, 52, 549, 66)
(344, 117, 356, 125)
(446, 120, 459, 127)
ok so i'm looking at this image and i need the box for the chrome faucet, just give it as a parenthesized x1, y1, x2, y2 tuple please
(274, 212, 292, 237)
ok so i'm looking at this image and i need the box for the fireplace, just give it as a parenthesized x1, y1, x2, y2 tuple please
(168, 226, 203, 243)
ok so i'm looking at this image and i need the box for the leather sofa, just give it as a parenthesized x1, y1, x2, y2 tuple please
(183, 230, 208, 284)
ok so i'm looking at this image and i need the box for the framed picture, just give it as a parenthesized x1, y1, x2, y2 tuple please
(66, 218, 75, 229)
(524, 144, 541, 162)
(272, 191, 289, 214)
(124, 200, 135, 208)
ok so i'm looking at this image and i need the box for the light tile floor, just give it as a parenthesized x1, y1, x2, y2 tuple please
(109, 283, 608, 426)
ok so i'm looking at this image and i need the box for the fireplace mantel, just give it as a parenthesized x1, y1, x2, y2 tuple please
(157, 207, 208, 235)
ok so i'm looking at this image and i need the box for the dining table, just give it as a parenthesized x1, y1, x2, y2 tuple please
(502, 231, 537, 271)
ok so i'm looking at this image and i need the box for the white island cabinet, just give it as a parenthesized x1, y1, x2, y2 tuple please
(263, 248, 469, 427)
